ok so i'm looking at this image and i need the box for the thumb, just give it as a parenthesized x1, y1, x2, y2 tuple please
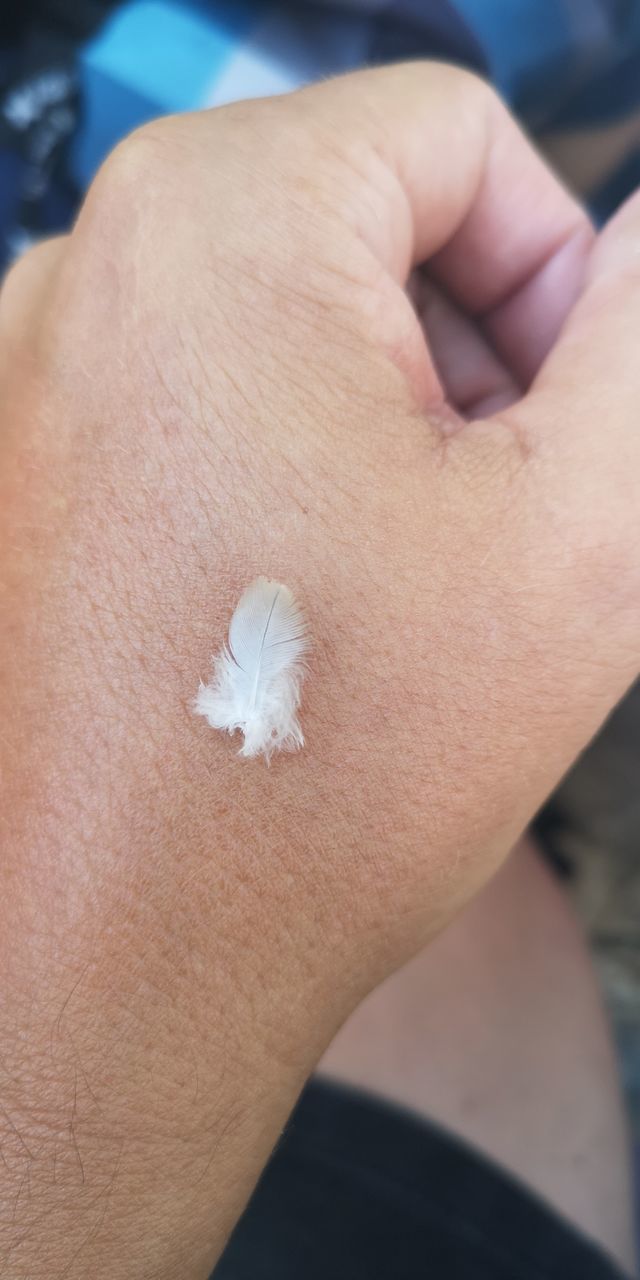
(497, 191, 640, 699)
(504, 190, 640, 519)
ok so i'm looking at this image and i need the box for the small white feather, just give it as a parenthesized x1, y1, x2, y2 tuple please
(195, 578, 309, 760)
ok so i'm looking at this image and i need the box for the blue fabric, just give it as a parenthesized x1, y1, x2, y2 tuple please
(2, 0, 640, 272)
(72, 1, 258, 184)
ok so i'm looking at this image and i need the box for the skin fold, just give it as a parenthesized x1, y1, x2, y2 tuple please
(0, 64, 639, 1278)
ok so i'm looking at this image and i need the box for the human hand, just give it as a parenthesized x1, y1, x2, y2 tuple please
(0, 64, 638, 1278)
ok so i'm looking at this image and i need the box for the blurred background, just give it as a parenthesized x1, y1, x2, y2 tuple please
(1, 0, 639, 1197)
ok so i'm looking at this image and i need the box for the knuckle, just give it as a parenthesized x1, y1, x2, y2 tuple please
(98, 122, 174, 193)
(442, 60, 501, 108)
(411, 58, 491, 96)
(413, 61, 508, 142)
(75, 122, 178, 246)
(381, 58, 498, 116)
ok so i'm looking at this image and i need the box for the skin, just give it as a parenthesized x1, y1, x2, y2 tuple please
(0, 63, 639, 1278)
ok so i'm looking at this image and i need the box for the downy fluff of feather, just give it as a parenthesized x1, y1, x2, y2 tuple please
(195, 578, 309, 760)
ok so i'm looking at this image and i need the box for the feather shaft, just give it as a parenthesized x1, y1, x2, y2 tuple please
(195, 578, 309, 760)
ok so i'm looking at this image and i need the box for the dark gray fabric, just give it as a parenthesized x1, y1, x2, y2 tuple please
(214, 1077, 627, 1280)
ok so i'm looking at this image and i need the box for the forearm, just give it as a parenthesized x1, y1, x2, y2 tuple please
(0, 367, 350, 1278)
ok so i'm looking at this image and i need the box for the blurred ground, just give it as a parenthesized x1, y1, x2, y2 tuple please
(540, 682, 640, 1132)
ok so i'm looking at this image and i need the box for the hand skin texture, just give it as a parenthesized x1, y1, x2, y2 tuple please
(0, 63, 639, 1278)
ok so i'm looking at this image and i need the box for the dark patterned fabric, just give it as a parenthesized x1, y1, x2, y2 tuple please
(1, 1, 640, 272)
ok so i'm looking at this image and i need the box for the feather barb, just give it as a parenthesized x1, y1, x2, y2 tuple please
(195, 577, 309, 761)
